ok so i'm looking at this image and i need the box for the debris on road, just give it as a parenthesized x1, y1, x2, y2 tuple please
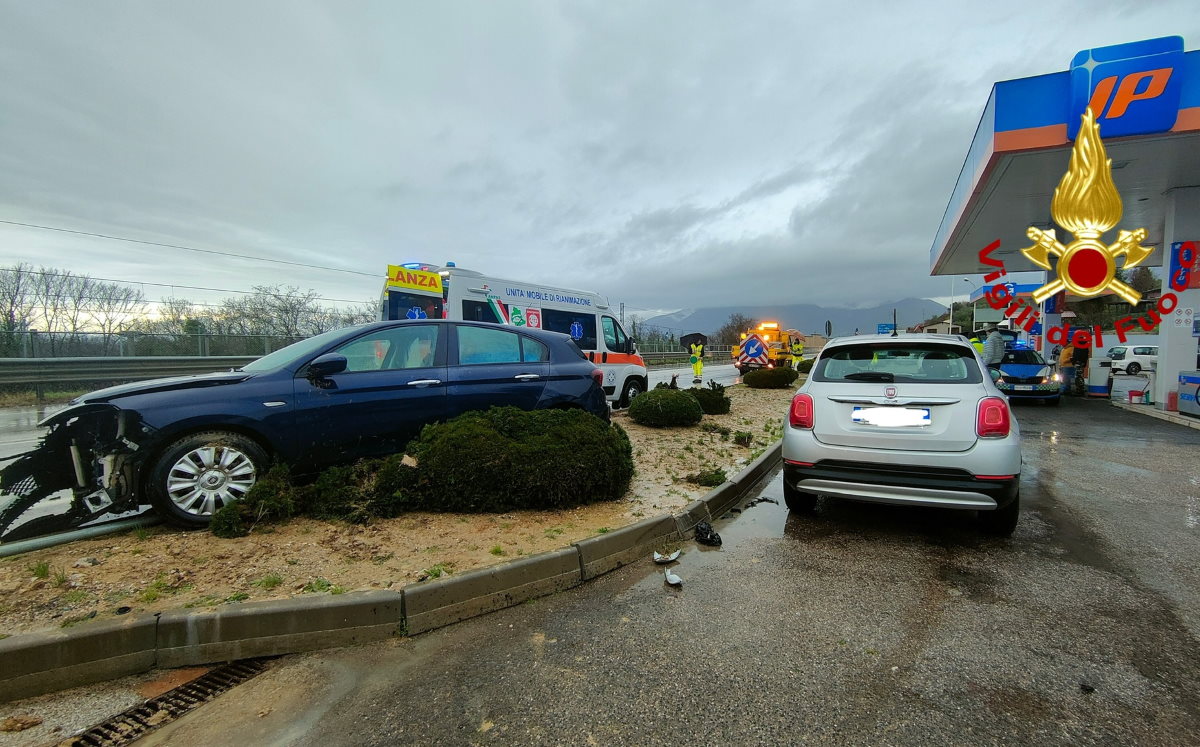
(694, 521, 722, 547)
(664, 568, 682, 587)
(653, 549, 681, 564)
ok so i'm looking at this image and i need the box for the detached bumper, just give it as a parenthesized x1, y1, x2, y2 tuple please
(784, 460, 1019, 511)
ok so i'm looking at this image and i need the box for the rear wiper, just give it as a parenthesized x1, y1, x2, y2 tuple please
(843, 372, 895, 382)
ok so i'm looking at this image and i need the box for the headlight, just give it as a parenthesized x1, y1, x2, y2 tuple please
(1052, 373, 1061, 382)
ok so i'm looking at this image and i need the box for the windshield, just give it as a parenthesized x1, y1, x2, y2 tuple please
(240, 326, 366, 372)
(1001, 350, 1046, 365)
(814, 344, 982, 384)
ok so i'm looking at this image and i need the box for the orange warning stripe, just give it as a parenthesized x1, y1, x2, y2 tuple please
(584, 351, 646, 367)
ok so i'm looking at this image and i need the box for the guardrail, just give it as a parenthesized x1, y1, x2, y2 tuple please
(0, 356, 258, 393)
(0, 349, 814, 392)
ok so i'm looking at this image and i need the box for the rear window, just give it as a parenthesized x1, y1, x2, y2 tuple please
(814, 344, 982, 384)
(564, 339, 588, 360)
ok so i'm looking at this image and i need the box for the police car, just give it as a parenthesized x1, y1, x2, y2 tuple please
(993, 341, 1061, 405)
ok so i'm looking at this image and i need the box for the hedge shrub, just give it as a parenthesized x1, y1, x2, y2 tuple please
(686, 380, 732, 415)
(407, 407, 632, 512)
(743, 367, 800, 389)
(210, 407, 632, 534)
(795, 358, 814, 374)
(628, 388, 703, 427)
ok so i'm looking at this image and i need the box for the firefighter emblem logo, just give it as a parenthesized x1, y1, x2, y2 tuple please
(1020, 107, 1153, 305)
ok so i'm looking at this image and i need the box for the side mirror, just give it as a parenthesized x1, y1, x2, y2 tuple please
(307, 353, 348, 379)
(989, 367, 1002, 383)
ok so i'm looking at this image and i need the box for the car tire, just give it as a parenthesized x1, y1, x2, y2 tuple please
(1126, 362, 1141, 375)
(618, 378, 644, 409)
(147, 431, 269, 528)
(978, 491, 1019, 537)
(783, 481, 818, 513)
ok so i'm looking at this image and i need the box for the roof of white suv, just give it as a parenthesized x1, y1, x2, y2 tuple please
(824, 333, 973, 348)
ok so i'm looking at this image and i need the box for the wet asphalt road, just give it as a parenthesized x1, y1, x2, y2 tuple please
(648, 362, 740, 389)
(135, 395, 1200, 746)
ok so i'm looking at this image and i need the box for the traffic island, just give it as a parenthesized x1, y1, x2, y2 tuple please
(0, 440, 782, 704)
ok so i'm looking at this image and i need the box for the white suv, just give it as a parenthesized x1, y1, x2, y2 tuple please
(1107, 345, 1157, 375)
(782, 334, 1022, 536)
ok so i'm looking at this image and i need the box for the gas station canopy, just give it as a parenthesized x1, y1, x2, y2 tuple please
(930, 36, 1200, 277)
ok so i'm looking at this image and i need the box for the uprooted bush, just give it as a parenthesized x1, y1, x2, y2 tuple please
(210, 407, 632, 535)
(685, 380, 732, 415)
(628, 388, 703, 427)
(743, 367, 800, 389)
(685, 467, 727, 487)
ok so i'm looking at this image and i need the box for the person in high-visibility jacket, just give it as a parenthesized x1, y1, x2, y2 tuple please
(689, 341, 704, 380)
(969, 333, 984, 355)
(790, 338, 803, 368)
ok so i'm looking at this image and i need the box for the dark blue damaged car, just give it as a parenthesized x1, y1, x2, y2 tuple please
(0, 320, 608, 535)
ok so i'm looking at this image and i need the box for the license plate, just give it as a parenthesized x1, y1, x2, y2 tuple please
(851, 406, 931, 427)
(1014, 385, 1033, 391)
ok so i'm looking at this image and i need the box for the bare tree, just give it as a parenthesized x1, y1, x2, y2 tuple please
(712, 313, 756, 345)
(0, 263, 36, 356)
(88, 282, 147, 354)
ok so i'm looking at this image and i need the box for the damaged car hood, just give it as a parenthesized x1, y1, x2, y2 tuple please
(47, 370, 258, 417)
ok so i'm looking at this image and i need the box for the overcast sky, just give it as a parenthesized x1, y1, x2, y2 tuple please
(1, 1, 1196, 320)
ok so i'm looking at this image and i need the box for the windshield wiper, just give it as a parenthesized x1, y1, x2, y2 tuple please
(843, 372, 895, 382)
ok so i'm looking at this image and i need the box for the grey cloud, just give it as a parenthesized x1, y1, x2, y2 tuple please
(1, 1, 1198, 315)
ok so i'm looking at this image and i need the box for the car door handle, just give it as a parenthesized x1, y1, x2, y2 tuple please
(407, 379, 442, 386)
(514, 374, 541, 381)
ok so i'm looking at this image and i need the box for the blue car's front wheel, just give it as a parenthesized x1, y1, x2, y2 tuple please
(148, 431, 269, 528)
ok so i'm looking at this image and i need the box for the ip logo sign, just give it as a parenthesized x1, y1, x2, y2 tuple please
(1068, 36, 1183, 139)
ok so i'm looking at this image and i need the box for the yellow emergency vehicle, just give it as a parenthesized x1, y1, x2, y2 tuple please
(732, 321, 803, 373)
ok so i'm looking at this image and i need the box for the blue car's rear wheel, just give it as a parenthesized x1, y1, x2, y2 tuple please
(148, 431, 269, 528)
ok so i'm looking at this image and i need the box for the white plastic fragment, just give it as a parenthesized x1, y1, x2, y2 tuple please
(653, 549, 682, 564)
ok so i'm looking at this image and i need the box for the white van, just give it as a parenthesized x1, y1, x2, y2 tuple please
(380, 263, 648, 407)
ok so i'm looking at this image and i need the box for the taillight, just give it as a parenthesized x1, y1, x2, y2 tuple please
(976, 396, 1010, 438)
(591, 369, 603, 387)
(789, 393, 814, 428)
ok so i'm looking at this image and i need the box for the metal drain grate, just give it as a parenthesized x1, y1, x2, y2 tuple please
(68, 658, 272, 746)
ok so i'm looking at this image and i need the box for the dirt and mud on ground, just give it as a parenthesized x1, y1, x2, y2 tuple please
(0, 384, 793, 637)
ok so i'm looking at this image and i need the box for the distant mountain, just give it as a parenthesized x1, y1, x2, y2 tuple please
(641, 298, 947, 337)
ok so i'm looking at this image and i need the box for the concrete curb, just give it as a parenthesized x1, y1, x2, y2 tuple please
(156, 591, 404, 668)
(0, 441, 783, 704)
(0, 615, 157, 704)
(573, 515, 679, 581)
(672, 499, 711, 535)
(702, 441, 783, 518)
(1111, 400, 1200, 431)
(405, 548, 581, 635)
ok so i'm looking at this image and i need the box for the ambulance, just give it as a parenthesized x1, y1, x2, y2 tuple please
(380, 263, 648, 408)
